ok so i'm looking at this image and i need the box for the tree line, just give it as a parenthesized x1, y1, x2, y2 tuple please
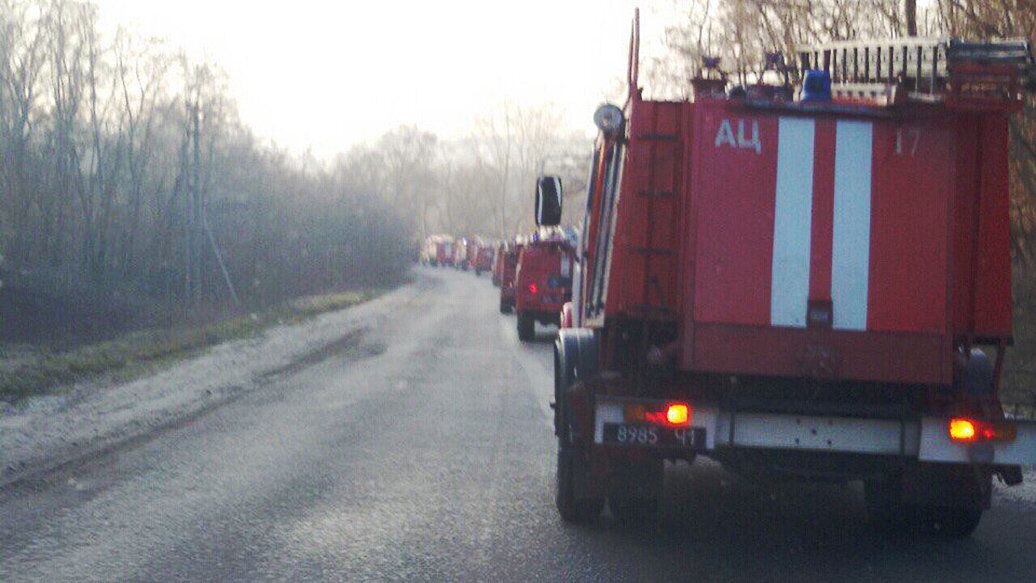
(0, 0, 589, 343)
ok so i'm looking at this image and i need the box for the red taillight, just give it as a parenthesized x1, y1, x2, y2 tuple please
(949, 417, 1017, 443)
(529, 283, 538, 294)
(949, 418, 977, 441)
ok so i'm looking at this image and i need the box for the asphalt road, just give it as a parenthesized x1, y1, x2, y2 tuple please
(2, 268, 1036, 582)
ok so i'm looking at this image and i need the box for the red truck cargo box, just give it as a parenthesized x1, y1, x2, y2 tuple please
(635, 100, 1016, 386)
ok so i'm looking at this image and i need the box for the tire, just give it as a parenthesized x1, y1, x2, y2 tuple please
(499, 296, 512, 314)
(866, 467, 986, 539)
(865, 476, 908, 534)
(475, 268, 482, 276)
(517, 312, 535, 341)
(927, 503, 984, 539)
(556, 448, 604, 523)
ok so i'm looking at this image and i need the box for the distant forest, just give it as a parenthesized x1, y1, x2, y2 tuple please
(0, 0, 589, 344)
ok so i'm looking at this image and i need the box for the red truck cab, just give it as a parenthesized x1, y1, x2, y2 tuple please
(514, 235, 575, 341)
(550, 15, 1036, 536)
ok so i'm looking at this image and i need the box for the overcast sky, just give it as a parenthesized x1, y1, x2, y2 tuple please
(94, 0, 672, 158)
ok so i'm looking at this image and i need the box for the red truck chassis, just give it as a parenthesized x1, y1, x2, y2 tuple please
(551, 16, 1036, 537)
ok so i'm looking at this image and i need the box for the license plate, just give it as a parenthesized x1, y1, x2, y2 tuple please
(602, 423, 705, 448)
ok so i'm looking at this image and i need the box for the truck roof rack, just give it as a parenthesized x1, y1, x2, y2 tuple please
(797, 37, 1035, 110)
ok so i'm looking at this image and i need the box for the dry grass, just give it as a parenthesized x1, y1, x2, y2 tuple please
(0, 289, 382, 403)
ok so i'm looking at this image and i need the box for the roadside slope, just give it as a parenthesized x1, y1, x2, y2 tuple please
(0, 275, 427, 485)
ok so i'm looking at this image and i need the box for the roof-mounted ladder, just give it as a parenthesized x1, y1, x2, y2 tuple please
(798, 38, 1035, 109)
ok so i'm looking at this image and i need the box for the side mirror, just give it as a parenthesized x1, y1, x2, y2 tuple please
(536, 176, 562, 226)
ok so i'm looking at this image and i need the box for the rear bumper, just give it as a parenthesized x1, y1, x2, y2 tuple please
(592, 398, 1036, 465)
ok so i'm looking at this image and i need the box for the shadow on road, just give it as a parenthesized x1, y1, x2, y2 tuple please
(549, 459, 1031, 580)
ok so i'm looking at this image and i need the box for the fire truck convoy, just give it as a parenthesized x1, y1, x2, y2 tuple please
(547, 15, 1036, 537)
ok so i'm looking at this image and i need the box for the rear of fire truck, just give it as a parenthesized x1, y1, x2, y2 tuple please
(549, 13, 1036, 537)
(515, 233, 575, 342)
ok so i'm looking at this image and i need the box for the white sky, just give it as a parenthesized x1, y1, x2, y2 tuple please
(94, 0, 673, 158)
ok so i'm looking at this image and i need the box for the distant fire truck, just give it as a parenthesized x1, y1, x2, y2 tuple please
(548, 12, 1036, 537)
(492, 242, 508, 287)
(473, 241, 495, 276)
(422, 235, 454, 267)
(514, 229, 576, 342)
(498, 241, 523, 314)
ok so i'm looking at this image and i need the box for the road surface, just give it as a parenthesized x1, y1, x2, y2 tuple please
(2, 268, 1035, 581)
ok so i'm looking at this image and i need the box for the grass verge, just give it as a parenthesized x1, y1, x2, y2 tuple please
(0, 289, 382, 403)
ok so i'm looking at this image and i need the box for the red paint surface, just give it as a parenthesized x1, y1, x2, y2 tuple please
(809, 120, 836, 302)
(691, 104, 779, 327)
(867, 119, 949, 334)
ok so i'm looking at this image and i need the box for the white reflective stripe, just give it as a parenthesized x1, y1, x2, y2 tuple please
(771, 117, 815, 328)
(832, 120, 873, 331)
(728, 413, 916, 455)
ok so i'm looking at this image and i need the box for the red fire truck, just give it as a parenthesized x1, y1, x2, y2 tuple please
(453, 238, 473, 271)
(515, 230, 576, 341)
(422, 235, 454, 267)
(549, 14, 1036, 537)
(498, 241, 523, 314)
(473, 241, 495, 276)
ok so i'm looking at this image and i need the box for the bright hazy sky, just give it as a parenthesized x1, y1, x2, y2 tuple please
(95, 0, 672, 158)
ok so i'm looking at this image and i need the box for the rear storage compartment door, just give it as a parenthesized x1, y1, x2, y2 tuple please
(683, 105, 953, 384)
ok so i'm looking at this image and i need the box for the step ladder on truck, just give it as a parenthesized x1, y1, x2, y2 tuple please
(541, 10, 1036, 537)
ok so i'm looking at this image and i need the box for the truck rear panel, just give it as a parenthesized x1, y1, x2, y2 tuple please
(605, 98, 1013, 386)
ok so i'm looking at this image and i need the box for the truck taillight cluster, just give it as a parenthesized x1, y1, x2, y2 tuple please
(949, 417, 1017, 443)
(625, 402, 692, 428)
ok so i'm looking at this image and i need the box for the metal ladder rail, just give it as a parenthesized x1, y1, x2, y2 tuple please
(633, 104, 681, 317)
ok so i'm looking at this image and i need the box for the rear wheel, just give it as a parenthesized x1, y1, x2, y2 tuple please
(517, 312, 535, 341)
(499, 296, 512, 314)
(866, 466, 986, 539)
